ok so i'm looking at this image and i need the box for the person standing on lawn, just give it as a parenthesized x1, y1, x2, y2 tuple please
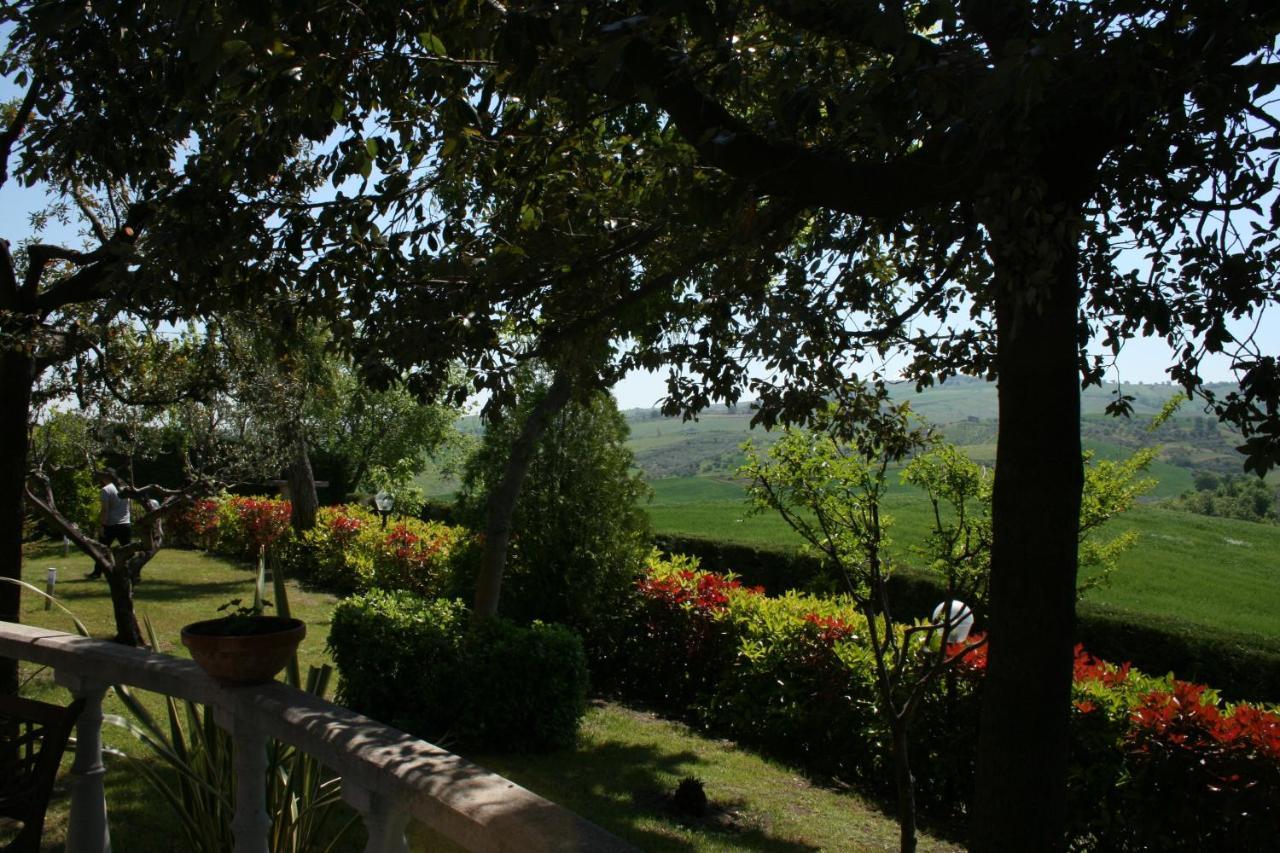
(86, 468, 131, 580)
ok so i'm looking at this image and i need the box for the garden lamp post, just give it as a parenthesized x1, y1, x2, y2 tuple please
(374, 490, 394, 529)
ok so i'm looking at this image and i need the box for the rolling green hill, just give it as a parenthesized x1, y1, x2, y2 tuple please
(644, 475, 1280, 639)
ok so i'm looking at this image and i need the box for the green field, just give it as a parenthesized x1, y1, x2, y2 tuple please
(645, 476, 1280, 639)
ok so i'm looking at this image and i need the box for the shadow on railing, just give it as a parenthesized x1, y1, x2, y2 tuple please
(0, 621, 636, 853)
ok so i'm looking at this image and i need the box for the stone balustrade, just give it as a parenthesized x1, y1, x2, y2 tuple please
(0, 621, 636, 853)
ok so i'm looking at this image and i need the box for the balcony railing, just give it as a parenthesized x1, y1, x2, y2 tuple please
(0, 621, 636, 853)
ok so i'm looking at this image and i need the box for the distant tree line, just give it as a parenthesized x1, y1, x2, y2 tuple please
(1174, 472, 1280, 524)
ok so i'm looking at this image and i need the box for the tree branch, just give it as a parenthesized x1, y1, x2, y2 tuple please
(618, 38, 980, 217)
(0, 74, 42, 189)
(760, 0, 945, 59)
(0, 238, 19, 308)
(24, 471, 111, 568)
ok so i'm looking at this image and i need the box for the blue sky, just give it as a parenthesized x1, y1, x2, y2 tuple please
(3, 74, 1275, 412)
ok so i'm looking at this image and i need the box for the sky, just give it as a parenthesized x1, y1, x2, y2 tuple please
(3, 75, 1276, 413)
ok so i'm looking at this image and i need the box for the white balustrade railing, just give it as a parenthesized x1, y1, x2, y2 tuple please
(1, 622, 636, 853)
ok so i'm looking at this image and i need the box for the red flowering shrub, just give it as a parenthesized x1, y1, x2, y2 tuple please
(229, 497, 292, 551)
(606, 559, 1280, 845)
(285, 504, 463, 597)
(169, 498, 221, 549)
(945, 631, 989, 677)
(802, 612, 857, 644)
(168, 494, 292, 558)
(636, 568, 759, 612)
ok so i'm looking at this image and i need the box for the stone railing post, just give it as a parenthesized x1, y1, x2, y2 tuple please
(215, 709, 272, 853)
(343, 782, 410, 853)
(53, 671, 111, 853)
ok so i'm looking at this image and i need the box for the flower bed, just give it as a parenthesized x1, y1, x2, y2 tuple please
(606, 557, 1280, 846)
(171, 496, 468, 599)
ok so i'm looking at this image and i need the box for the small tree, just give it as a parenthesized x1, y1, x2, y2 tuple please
(740, 399, 971, 853)
(741, 396, 1156, 852)
(458, 380, 651, 635)
(25, 324, 285, 645)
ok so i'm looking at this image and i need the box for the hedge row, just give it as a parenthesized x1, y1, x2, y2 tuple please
(653, 532, 1280, 702)
(603, 557, 1280, 848)
(328, 591, 588, 752)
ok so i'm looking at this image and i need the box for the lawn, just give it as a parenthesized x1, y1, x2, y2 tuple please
(10, 543, 957, 852)
(645, 475, 1280, 640)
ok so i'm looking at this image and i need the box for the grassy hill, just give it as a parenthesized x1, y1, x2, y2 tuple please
(622, 379, 1247, 486)
(421, 378, 1279, 642)
(644, 476, 1280, 639)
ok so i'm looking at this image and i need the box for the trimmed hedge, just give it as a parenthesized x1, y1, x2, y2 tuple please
(654, 532, 1280, 702)
(327, 590, 588, 751)
(603, 557, 1280, 847)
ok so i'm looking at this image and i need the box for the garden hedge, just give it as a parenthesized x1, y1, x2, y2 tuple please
(653, 532, 1280, 702)
(327, 590, 589, 751)
(602, 557, 1280, 848)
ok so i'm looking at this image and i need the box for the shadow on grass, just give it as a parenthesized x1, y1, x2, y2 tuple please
(129, 577, 251, 603)
(461, 739, 821, 853)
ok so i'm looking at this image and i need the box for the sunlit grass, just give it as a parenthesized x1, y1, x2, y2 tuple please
(12, 543, 943, 852)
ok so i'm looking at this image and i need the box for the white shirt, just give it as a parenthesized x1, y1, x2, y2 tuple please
(100, 483, 131, 526)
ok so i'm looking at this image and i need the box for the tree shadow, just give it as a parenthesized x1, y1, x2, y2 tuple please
(459, 738, 821, 852)
(129, 577, 251, 603)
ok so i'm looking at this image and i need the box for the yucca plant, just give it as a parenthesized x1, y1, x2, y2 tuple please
(106, 551, 356, 852)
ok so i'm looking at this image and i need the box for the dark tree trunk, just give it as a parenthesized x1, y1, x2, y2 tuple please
(473, 371, 574, 621)
(972, 217, 1083, 851)
(103, 562, 143, 647)
(891, 722, 918, 853)
(0, 348, 33, 695)
(286, 432, 318, 534)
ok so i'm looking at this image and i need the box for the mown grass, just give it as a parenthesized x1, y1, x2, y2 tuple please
(10, 543, 948, 852)
(645, 475, 1280, 640)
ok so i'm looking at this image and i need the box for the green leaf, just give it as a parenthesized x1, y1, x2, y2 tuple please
(418, 32, 447, 55)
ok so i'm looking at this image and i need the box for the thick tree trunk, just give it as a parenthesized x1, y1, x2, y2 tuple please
(473, 371, 574, 621)
(286, 431, 318, 533)
(971, 220, 1083, 851)
(0, 348, 34, 695)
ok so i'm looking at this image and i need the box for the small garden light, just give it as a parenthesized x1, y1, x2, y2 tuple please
(374, 490, 394, 529)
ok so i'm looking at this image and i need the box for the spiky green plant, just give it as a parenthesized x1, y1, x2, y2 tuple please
(105, 553, 355, 852)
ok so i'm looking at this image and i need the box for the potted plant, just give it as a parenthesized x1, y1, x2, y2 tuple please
(181, 597, 305, 686)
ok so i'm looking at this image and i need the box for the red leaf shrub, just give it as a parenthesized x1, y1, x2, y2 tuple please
(606, 560, 1280, 846)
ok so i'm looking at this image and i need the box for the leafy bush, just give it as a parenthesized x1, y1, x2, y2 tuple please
(605, 558, 1280, 843)
(291, 504, 466, 597)
(456, 386, 650, 635)
(328, 590, 588, 751)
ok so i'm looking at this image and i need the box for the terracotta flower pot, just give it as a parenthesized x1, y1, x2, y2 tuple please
(181, 616, 306, 686)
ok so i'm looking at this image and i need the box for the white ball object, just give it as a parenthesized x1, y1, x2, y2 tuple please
(932, 600, 974, 644)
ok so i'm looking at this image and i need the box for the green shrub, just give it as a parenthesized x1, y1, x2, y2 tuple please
(461, 616, 589, 751)
(328, 590, 588, 751)
(328, 592, 468, 734)
(456, 386, 650, 636)
(293, 504, 465, 597)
